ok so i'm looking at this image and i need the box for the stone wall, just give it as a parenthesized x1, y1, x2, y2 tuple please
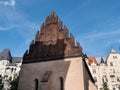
(18, 57, 96, 90)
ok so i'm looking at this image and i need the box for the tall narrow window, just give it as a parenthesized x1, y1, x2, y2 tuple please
(102, 77, 104, 83)
(110, 62, 113, 66)
(93, 69, 96, 74)
(34, 79, 38, 90)
(113, 56, 117, 59)
(60, 77, 64, 90)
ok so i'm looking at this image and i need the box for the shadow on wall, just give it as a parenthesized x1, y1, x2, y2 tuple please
(18, 59, 71, 90)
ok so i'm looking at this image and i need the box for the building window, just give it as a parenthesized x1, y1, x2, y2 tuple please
(117, 77, 120, 82)
(113, 56, 117, 59)
(110, 75, 115, 82)
(60, 77, 64, 90)
(102, 75, 107, 82)
(94, 77, 97, 82)
(113, 87, 116, 90)
(9, 77, 12, 81)
(112, 85, 116, 90)
(5, 68, 10, 74)
(4, 75, 8, 80)
(110, 62, 113, 66)
(118, 85, 120, 90)
(113, 69, 115, 73)
(102, 77, 104, 83)
(11, 68, 14, 73)
(93, 69, 96, 74)
(34, 79, 38, 90)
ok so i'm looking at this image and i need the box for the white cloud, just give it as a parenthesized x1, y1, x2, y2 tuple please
(4, 1, 9, 5)
(0, 0, 15, 7)
(79, 29, 120, 40)
(10, 0, 15, 7)
(0, 25, 18, 31)
(105, 39, 120, 48)
(76, 29, 120, 57)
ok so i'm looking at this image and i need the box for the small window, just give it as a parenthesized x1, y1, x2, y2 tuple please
(113, 56, 117, 59)
(110, 76, 115, 82)
(110, 62, 113, 66)
(102, 77, 104, 83)
(112, 85, 116, 90)
(113, 69, 115, 73)
(11, 68, 14, 73)
(5, 68, 10, 73)
(113, 87, 116, 90)
(94, 77, 97, 82)
(93, 69, 96, 74)
(9, 77, 12, 81)
(117, 77, 120, 82)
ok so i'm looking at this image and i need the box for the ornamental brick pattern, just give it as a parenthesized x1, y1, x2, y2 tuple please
(23, 11, 82, 63)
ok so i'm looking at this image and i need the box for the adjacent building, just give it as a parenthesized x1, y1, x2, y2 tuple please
(18, 11, 97, 90)
(86, 49, 120, 90)
(0, 49, 22, 90)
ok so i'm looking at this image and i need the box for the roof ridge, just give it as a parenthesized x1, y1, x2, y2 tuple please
(110, 49, 117, 53)
(0, 48, 12, 61)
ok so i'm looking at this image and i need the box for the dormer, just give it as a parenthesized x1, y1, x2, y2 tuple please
(106, 49, 120, 66)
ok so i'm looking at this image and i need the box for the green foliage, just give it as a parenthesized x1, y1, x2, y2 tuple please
(83, 53, 88, 58)
(102, 82, 109, 90)
(82, 53, 88, 61)
(0, 78, 3, 90)
(10, 77, 18, 90)
(118, 85, 120, 89)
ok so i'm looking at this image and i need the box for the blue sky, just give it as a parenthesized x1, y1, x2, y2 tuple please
(0, 0, 120, 57)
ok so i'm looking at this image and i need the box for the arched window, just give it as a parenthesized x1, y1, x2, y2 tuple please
(34, 79, 38, 90)
(5, 68, 10, 73)
(11, 68, 14, 73)
(60, 77, 64, 90)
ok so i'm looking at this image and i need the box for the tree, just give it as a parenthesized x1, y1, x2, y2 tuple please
(118, 85, 120, 90)
(10, 77, 19, 90)
(82, 53, 88, 60)
(0, 75, 3, 90)
(102, 82, 109, 90)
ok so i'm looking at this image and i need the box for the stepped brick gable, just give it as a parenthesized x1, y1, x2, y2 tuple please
(18, 12, 97, 90)
(23, 11, 82, 63)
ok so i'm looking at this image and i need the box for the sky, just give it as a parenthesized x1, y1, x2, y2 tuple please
(0, 0, 120, 57)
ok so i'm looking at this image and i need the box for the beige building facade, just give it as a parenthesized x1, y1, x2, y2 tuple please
(87, 49, 120, 90)
(18, 57, 97, 90)
(0, 49, 22, 90)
